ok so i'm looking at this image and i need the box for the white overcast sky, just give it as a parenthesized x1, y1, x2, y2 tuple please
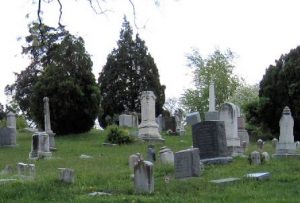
(1, 0, 300, 106)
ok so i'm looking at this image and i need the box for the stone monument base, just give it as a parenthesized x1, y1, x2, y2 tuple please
(201, 157, 233, 165)
(204, 111, 219, 121)
(275, 143, 297, 155)
(139, 137, 165, 144)
(29, 151, 52, 160)
(227, 146, 244, 157)
(138, 122, 163, 143)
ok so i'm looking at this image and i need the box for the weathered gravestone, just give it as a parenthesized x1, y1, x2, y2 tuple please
(129, 153, 142, 170)
(159, 147, 174, 165)
(238, 116, 249, 145)
(29, 132, 52, 160)
(138, 91, 164, 142)
(43, 97, 56, 151)
(272, 138, 278, 148)
(274, 106, 298, 156)
(147, 145, 156, 163)
(58, 168, 75, 183)
(174, 148, 201, 179)
(192, 121, 229, 160)
(250, 151, 261, 165)
(134, 160, 154, 194)
(174, 109, 185, 135)
(156, 114, 163, 132)
(257, 139, 264, 151)
(119, 114, 138, 128)
(17, 163, 35, 179)
(0, 112, 16, 147)
(219, 103, 241, 155)
(186, 112, 201, 126)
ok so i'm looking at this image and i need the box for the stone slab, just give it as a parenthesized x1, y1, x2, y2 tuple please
(201, 157, 233, 165)
(245, 172, 271, 180)
(210, 177, 241, 184)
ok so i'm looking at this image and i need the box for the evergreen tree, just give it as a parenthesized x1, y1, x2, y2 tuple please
(98, 17, 165, 127)
(7, 23, 100, 135)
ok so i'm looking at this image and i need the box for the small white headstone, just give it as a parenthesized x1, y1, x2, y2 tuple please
(159, 148, 174, 165)
(261, 152, 270, 162)
(58, 168, 75, 183)
(129, 153, 142, 170)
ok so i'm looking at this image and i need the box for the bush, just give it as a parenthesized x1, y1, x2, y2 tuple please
(104, 125, 134, 145)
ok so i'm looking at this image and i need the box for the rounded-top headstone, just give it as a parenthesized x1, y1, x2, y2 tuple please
(43, 97, 49, 102)
(257, 139, 264, 150)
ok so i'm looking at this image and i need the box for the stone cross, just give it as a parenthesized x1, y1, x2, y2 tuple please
(209, 81, 216, 112)
(43, 97, 56, 150)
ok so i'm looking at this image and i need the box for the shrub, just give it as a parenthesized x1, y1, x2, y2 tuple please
(104, 125, 134, 145)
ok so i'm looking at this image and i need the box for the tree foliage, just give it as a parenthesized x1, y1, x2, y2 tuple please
(7, 23, 100, 135)
(181, 48, 240, 114)
(256, 45, 300, 140)
(98, 17, 165, 127)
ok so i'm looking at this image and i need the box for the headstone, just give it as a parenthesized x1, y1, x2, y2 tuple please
(174, 148, 200, 179)
(129, 153, 142, 170)
(296, 141, 300, 148)
(272, 138, 278, 148)
(159, 147, 174, 165)
(275, 106, 297, 155)
(219, 103, 241, 152)
(246, 172, 271, 181)
(138, 91, 164, 142)
(261, 152, 270, 162)
(156, 114, 163, 132)
(58, 168, 75, 183)
(43, 97, 56, 151)
(238, 116, 249, 145)
(119, 114, 138, 128)
(257, 139, 264, 151)
(0, 165, 13, 175)
(205, 81, 219, 121)
(29, 132, 52, 160)
(147, 145, 156, 162)
(17, 163, 35, 179)
(134, 160, 154, 194)
(0, 112, 16, 147)
(192, 121, 228, 159)
(174, 109, 184, 134)
(250, 151, 261, 165)
(186, 112, 201, 126)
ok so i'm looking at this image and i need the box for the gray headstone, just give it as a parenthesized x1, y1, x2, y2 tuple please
(186, 112, 201, 126)
(134, 160, 154, 194)
(119, 114, 138, 128)
(129, 153, 142, 170)
(58, 168, 75, 183)
(272, 138, 278, 148)
(192, 121, 228, 159)
(250, 151, 261, 165)
(159, 147, 174, 165)
(257, 139, 264, 150)
(174, 148, 200, 179)
(29, 132, 52, 160)
(147, 145, 156, 162)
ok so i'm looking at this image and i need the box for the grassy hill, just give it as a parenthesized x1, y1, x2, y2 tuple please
(0, 128, 300, 202)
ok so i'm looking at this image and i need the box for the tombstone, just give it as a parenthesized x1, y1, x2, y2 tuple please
(205, 81, 219, 121)
(296, 141, 300, 148)
(29, 132, 52, 160)
(275, 106, 297, 155)
(17, 163, 35, 179)
(174, 148, 200, 179)
(192, 121, 228, 159)
(257, 139, 264, 151)
(159, 147, 174, 165)
(261, 152, 270, 162)
(43, 97, 56, 151)
(119, 114, 138, 128)
(238, 116, 249, 145)
(250, 151, 261, 165)
(138, 91, 164, 142)
(58, 168, 75, 183)
(129, 153, 142, 170)
(186, 112, 201, 126)
(272, 138, 278, 148)
(0, 112, 17, 147)
(156, 114, 163, 132)
(134, 160, 154, 194)
(147, 145, 156, 162)
(163, 116, 176, 132)
(219, 103, 241, 152)
(174, 109, 185, 135)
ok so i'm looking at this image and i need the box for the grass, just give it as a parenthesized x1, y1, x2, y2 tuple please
(0, 127, 300, 202)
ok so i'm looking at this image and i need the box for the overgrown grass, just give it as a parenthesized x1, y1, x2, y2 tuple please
(0, 128, 300, 202)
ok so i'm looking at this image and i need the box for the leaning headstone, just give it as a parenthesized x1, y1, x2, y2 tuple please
(129, 153, 142, 170)
(134, 160, 154, 194)
(186, 112, 201, 126)
(147, 145, 156, 162)
(274, 106, 297, 156)
(205, 81, 219, 121)
(58, 168, 75, 183)
(257, 139, 264, 151)
(219, 103, 240, 150)
(119, 114, 138, 128)
(174, 148, 200, 179)
(159, 147, 174, 165)
(29, 132, 52, 160)
(250, 151, 261, 165)
(0, 112, 17, 147)
(43, 97, 56, 151)
(192, 121, 229, 160)
(138, 91, 164, 142)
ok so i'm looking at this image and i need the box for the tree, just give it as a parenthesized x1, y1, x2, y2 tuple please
(98, 17, 165, 127)
(258, 45, 300, 140)
(7, 23, 100, 135)
(180, 48, 240, 115)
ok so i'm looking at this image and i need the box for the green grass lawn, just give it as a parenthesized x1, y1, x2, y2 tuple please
(1, 128, 300, 203)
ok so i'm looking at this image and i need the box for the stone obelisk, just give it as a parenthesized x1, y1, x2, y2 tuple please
(205, 81, 219, 121)
(43, 97, 56, 151)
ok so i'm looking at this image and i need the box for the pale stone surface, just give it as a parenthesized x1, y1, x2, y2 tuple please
(80, 154, 93, 159)
(0, 112, 16, 147)
(261, 152, 270, 162)
(250, 151, 261, 165)
(7, 112, 16, 129)
(272, 138, 278, 148)
(186, 112, 201, 126)
(210, 177, 240, 184)
(257, 139, 264, 150)
(17, 163, 35, 178)
(174, 109, 184, 134)
(129, 153, 142, 170)
(29, 132, 52, 160)
(147, 145, 156, 162)
(209, 81, 216, 112)
(246, 172, 271, 180)
(155, 114, 163, 132)
(159, 147, 174, 165)
(219, 103, 240, 147)
(134, 160, 154, 194)
(58, 168, 75, 183)
(275, 106, 297, 155)
(238, 116, 249, 145)
(43, 97, 56, 150)
(138, 91, 163, 141)
(174, 148, 200, 179)
(119, 114, 138, 128)
(88, 192, 112, 196)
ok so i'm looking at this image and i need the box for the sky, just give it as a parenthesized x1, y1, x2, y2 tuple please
(1, 0, 300, 106)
